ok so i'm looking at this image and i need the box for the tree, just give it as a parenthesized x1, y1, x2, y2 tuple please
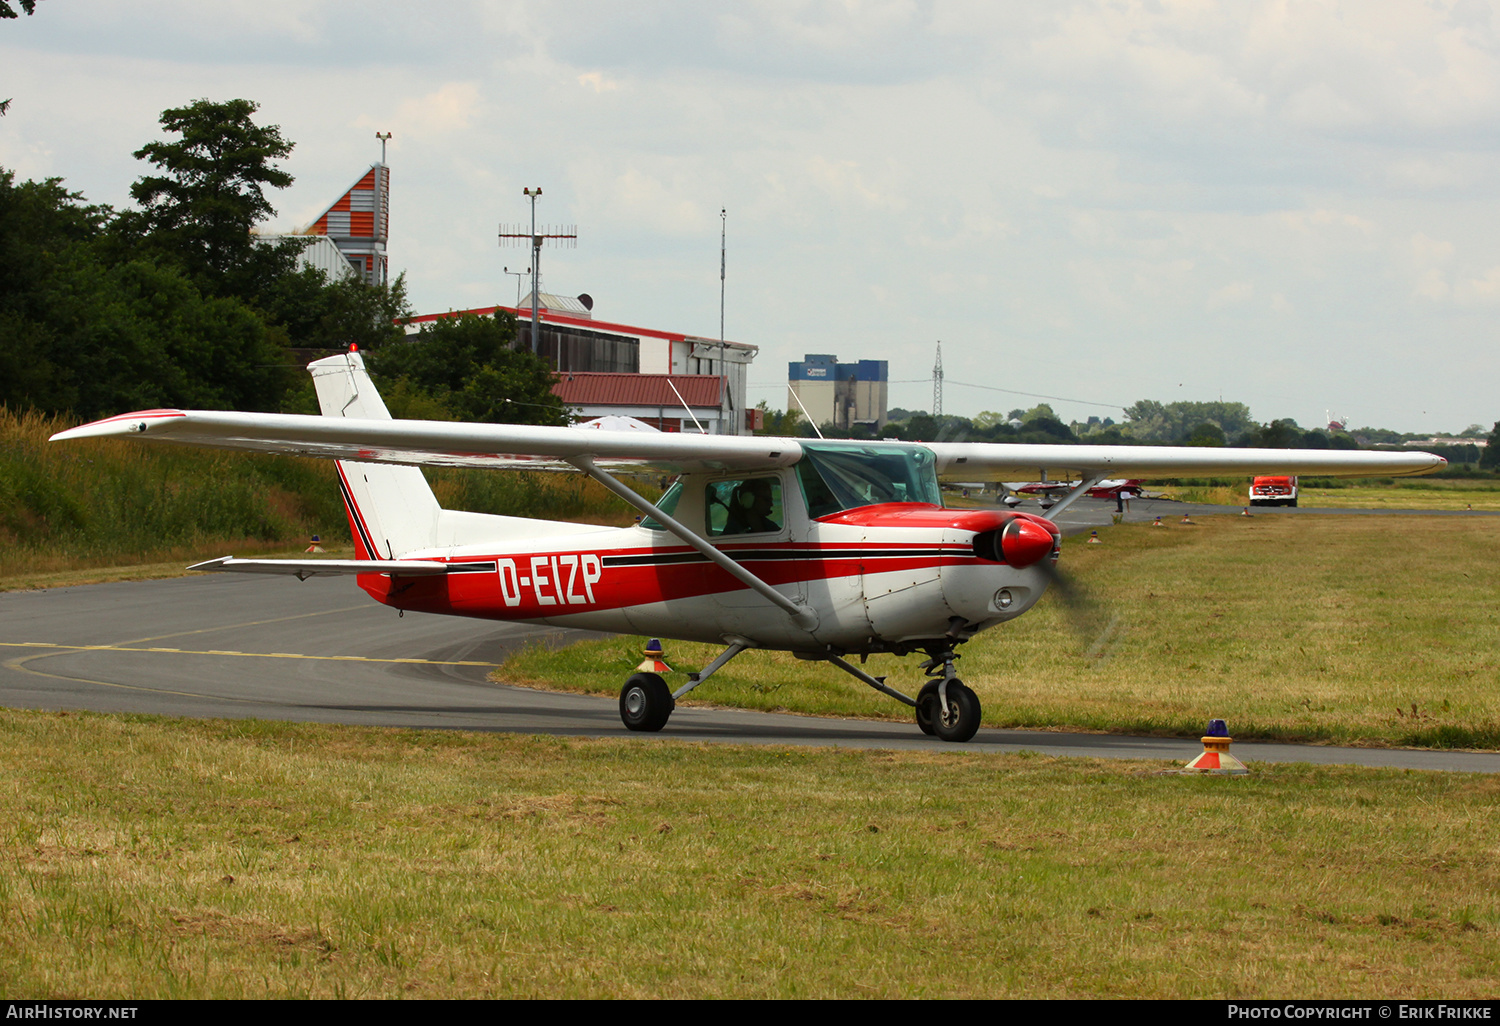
(1252, 419, 1304, 448)
(123, 98, 298, 297)
(1483, 422, 1500, 469)
(1187, 422, 1226, 446)
(0, 168, 294, 418)
(365, 311, 568, 426)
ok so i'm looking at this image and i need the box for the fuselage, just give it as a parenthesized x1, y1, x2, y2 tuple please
(345, 463, 1060, 654)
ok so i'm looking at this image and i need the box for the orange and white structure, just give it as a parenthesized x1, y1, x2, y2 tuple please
(303, 164, 390, 286)
(1184, 719, 1249, 775)
(636, 639, 673, 675)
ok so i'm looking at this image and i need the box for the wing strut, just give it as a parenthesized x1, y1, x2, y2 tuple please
(568, 456, 819, 631)
(1042, 474, 1105, 522)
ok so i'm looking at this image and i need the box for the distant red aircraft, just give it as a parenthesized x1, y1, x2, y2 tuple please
(1003, 478, 1143, 509)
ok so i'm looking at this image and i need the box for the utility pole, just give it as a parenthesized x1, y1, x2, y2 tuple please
(498, 189, 576, 362)
(933, 341, 944, 418)
(719, 208, 728, 434)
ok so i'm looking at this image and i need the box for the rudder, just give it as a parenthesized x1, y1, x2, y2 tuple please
(309, 351, 440, 560)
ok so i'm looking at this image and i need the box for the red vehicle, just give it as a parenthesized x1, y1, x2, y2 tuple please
(1249, 475, 1298, 507)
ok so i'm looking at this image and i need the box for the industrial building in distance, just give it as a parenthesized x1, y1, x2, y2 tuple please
(787, 354, 889, 432)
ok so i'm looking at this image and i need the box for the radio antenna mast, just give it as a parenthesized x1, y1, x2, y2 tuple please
(932, 341, 944, 418)
(498, 188, 577, 360)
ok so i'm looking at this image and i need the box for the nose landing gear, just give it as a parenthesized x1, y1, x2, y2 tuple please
(914, 648, 981, 742)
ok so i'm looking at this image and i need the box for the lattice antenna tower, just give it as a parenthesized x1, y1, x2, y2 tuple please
(932, 341, 944, 418)
(498, 187, 577, 356)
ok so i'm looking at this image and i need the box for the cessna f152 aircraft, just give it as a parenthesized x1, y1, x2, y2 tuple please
(53, 351, 1446, 743)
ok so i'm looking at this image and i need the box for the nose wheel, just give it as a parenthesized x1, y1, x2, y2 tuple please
(915, 678, 981, 743)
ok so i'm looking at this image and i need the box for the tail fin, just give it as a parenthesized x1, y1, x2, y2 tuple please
(309, 351, 440, 560)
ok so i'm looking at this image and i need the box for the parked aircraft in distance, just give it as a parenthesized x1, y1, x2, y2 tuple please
(1002, 478, 1145, 509)
(53, 352, 1445, 742)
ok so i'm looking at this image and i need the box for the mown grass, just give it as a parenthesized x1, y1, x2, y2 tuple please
(498, 515, 1500, 749)
(1303, 484, 1500, 510)
(1158, 476, 1500, 509)
(1, 710, 1496, 998)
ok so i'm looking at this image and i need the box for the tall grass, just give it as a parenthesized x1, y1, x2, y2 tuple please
(423, 465, 649, 525)
(0, 408, 349, 577)
(2, 408, 652, 581)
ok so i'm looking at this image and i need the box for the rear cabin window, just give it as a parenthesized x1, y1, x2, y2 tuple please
(705, 477, 784, 537)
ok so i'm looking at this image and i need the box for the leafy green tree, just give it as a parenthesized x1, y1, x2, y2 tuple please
(365, 311, 568, 426)
(1252, 419, 1304, 448)
(752, 401, 807, 437)
(904, 414, 939, 441)
(1187, 422, 1226, 446)
(1482, 422, 1500, 469)
(121, 98, 300, 300)
(1124, 399, 1256, 442)
(0, 168, 293, 417)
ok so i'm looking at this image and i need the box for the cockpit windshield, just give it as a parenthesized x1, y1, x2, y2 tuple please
(795, 442, 942, 519)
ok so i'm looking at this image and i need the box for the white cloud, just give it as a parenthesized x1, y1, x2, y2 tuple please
(1206, 281, 1255, 311)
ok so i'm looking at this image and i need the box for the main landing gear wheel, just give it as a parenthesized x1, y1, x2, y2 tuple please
(915, 680, 940, 735)
(620, 672, 674, 732)
(917, 679, 981, 743)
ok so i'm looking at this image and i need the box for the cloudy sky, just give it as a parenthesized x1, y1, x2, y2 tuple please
(4, 1, 1498, 433)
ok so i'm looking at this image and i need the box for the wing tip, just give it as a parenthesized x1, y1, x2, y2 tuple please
(50, 409, 188, 442)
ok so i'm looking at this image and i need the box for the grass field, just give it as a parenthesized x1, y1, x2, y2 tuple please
(1, 710, 1496, 999)
(1303, 481, 1500, 510)
(498, 514, 1500, 750)
(1144, 476, 1500, 510)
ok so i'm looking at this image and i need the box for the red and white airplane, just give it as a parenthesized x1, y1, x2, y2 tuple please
(1002, 478, 1144, 508)
(52, 352, 1445, 742)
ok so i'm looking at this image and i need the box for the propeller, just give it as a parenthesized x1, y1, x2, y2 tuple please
(1039, 557, 1123, 660)
(976, 511, 1124, 659)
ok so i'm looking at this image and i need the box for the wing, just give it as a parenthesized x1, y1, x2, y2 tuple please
(51, 408, 805, 476)
(53, 410, 1445, 481)
(927, 441, 1444, 480)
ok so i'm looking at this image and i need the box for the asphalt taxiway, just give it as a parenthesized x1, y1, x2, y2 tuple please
(3, 497, 1497, 773)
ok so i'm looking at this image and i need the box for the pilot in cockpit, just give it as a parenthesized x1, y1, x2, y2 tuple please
(724, 478, 780, 535)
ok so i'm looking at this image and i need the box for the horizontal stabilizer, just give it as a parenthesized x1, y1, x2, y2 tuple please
(188, 557, 497, 580)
